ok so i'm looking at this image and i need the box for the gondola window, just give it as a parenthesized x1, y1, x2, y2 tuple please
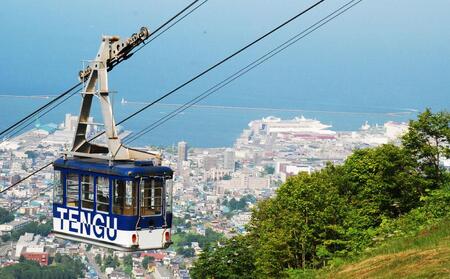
(66, 173, 79, 208)
(113, 180, 137, 215)
(96, 176, 109, 213)
(81, 175, 94, 210)
(53, 171, 63, 204)
(141, 178, 163, 216)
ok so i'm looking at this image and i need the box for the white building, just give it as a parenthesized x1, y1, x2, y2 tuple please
(15, 233, 40, 258)
(384, 121, 408, 139)
(224, 148, 236, 171)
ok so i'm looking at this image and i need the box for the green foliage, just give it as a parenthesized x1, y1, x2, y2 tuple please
(248, 169, 349, 277)
(0, 207, 14, 224)
(173, 228, 223, 251)
(11, 220, 53, 241)
(373, 182, 450, 243)
(54, 252, 62, 263)
(341, 144, 426, 228)
(122, 254, 133, 277)
(191, 236, 256, 279)
(1, 234, 11, 242)
(123, 254, 132, 267)
(264, 165, 275, 175)
(0, 256, 85, 279)
(177, 247, 195, 257)
(102, 254, 119, 269)
(25, 150, 39, 159)
(222, 195, 255, 211)
(190, 109, 450, 278)
(319, 216, 450, 279)
(402, 108, 450, 187)
(286, 268, 317, 279)
(142, 256, 153, 269)
(95, 254, 102, 266)
(342, 147, 427, 252)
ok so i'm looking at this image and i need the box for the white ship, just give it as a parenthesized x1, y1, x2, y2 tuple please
(249, 116, 335, 135)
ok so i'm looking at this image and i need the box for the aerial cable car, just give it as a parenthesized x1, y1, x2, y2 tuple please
(52, 27, 174, 251)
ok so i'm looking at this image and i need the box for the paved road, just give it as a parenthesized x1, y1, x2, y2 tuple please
(85, 251, 107, 279)
(0, 242, 13, 258)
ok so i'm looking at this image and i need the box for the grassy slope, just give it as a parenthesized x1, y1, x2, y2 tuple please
(320, 219, 450, 279)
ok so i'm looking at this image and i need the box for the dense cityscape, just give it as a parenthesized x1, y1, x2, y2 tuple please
(0, 113, 410, 278)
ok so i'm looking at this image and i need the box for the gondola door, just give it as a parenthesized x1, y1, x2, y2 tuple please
(139, 177, 165, 229)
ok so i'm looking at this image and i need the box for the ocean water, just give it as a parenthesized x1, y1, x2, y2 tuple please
(0, 96, 417, 148)
(0, 0, 449, 147)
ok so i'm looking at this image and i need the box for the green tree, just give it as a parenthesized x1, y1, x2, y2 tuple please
(248, 170, 348, 277)
(122, 254, 133, 277)
(189, 110, 450, 278)
(54, 252, 62, 263)
(142, 256, 154, 269)
(95, 254, 102, 266)
(177, 247, 195, 257)
(222, 174, 232, 180)
(341, 144, 425, 224)
(173, 216, 184, 226)
(11, 220, 53, 241)
(191, 236, 256, 279)
(0, 256, 85, 279)
(228, 198, 238, 211)
(402, 108, 450, 187)
(0, 207, 14, 224)
(264, 165, 275, 175)
(123, 254, 132, 267)
(103, 255, 119, 269)
(1, 234, 11, 242)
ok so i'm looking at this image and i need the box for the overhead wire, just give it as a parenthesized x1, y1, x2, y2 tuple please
(132, 0, 208, 55)
(2, 0, 357, 201)
(3, 0, 328, 197)
(0, 83, 82, 140)
(124, 0, 364, 144)
(116, 0, 325, 126)
(0, 0, 206, 142)
(0, 0, 208, 195)
(5, 88, 82, 141)
(10, 184, 54, 212)
(88, 0, 326, 145)
(0, 162, 53, 195)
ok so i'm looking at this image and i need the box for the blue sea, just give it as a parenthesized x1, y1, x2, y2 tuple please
(0, 0, 449, 147)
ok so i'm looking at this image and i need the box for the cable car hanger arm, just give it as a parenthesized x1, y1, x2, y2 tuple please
(65, 27, 161, 164)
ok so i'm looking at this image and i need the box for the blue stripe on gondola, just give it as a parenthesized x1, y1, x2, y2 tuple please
(53, 205, 167, 231)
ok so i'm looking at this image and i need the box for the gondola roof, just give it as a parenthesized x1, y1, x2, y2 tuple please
(54, 157, 173, 177)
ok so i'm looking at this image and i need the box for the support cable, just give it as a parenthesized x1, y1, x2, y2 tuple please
(6, 88, 82, 141)
(88, 0, 326, 144)
(132, 0, 208, 55)
(0, 0, 208, 195)
(2, 0, 327, 195)
(0, 162, 53, 194)
(0, 83, 82, 139)
(0, 0, 206, 141)
(124, 0, 363, 143)
(116, 0, 325, 126)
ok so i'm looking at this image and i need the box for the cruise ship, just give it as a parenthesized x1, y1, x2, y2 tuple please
(249, 116, 336, 135)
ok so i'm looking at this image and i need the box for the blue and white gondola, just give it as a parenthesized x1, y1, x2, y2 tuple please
(51, 27, 176, 250)
(53, 158, 173, 251)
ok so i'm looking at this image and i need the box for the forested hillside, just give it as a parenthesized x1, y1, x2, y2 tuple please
(190, 109, 450, 278)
